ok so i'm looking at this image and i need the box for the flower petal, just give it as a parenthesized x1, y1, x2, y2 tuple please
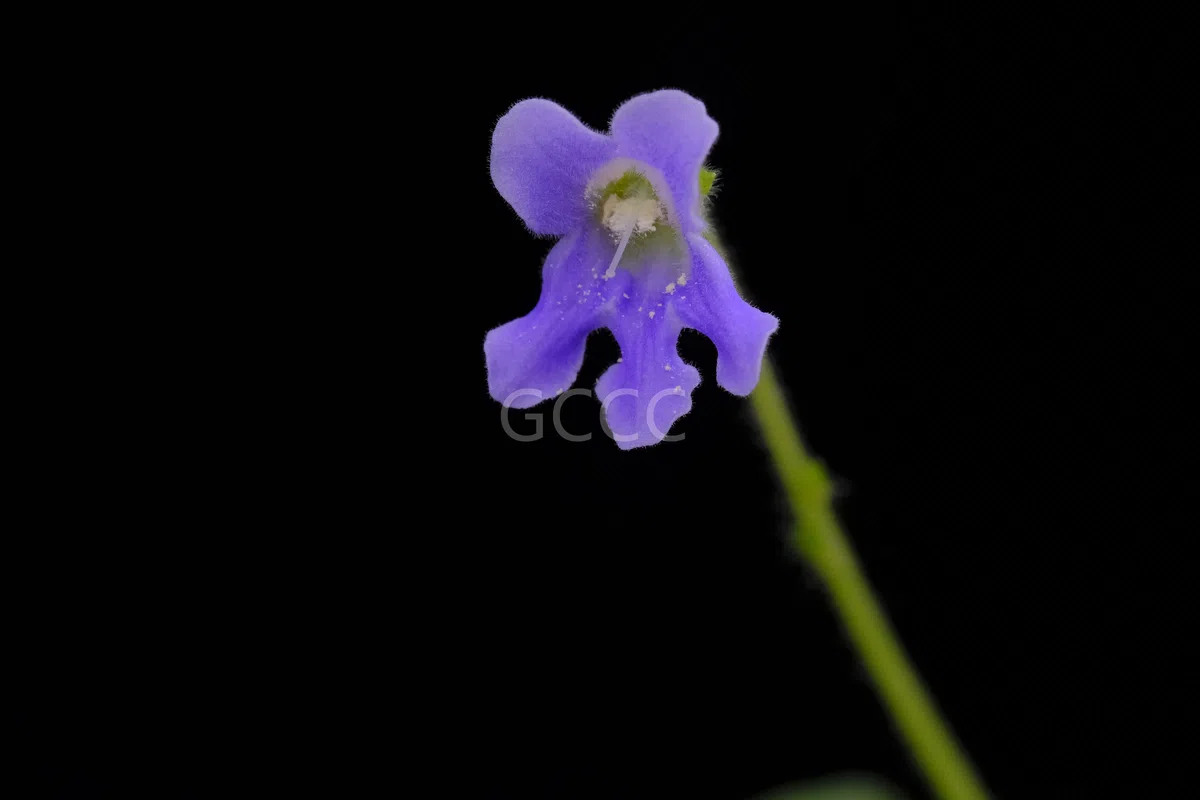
(610, 90, 719, 233)
(677, 233, 779, 395)
(485, 227, 633, 408)
(490, 99, 618, 236)
(595, 306, 700, 450)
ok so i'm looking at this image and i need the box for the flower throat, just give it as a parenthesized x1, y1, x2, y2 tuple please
(586, 167, 673, 279)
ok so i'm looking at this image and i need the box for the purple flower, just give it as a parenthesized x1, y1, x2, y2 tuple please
(485, 90, 779, 449)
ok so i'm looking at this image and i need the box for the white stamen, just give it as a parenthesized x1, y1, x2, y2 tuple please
(604, 217, 635, 280)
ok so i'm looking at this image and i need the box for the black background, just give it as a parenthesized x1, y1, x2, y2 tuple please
(17, 6, 1183, 799)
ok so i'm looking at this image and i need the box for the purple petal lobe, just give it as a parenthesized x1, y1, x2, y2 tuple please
(596, 306, 700, 451)
(485, 228, 632, 408)
(677, 233, 779, 395)
(610, 90, 718, 233)
(491, 99, 618, 236)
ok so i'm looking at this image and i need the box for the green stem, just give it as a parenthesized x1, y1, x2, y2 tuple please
(749, 358, 989, 800)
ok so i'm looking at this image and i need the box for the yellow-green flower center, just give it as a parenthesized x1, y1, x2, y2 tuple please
(591, 170, 665, 237)
(581, 162, 715, 280)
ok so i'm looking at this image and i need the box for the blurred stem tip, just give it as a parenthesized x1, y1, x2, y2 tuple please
(749, 359, 991, 800)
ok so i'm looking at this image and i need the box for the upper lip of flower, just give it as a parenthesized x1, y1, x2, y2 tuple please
(490, 89, 719, 238)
